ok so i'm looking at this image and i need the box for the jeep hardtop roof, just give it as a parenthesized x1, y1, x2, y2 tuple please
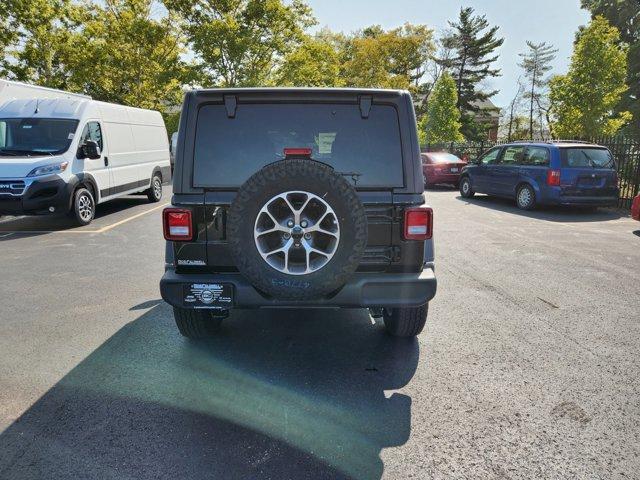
(189, 87, 408, 95)
(173, 87, 424, 196)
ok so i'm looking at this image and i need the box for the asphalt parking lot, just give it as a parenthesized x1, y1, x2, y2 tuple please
(0, 186, 639, 479)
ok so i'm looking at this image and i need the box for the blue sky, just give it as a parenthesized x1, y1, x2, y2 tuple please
(306, 0, 591, 109)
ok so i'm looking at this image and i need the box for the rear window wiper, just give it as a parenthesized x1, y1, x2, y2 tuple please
(338, 171, 363, 185)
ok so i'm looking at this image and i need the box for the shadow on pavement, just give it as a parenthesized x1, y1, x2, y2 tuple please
(424, 184, 458, 192)
(456, 193, 624, 223)
(0, 304, 419, 480)
(0, 194, 155, 238)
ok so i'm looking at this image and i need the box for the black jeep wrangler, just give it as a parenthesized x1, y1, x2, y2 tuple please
(160, 88, 437, 338)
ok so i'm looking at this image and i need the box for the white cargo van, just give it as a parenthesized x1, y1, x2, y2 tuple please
(0, 94, 171, 225)
(0, 79, 91, 103)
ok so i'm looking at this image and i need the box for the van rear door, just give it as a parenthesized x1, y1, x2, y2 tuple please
(559, 147, 618, 197)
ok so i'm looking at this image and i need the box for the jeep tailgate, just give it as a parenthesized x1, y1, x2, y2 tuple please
(200, 190, 424, 274)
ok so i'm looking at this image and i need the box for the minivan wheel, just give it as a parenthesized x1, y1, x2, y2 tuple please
(173, 307, 224, 339)
(147, 173, 163, 202)
(383, 304, 428, 337)
(71, 187, 95, 226)
(516, 184, 536, 210)
(459, 177, 474, 198)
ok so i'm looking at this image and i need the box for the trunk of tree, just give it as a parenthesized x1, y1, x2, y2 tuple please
(508, 100, 516, 142)
(529, 64, 536, 139)
(455, 50, 467, 109)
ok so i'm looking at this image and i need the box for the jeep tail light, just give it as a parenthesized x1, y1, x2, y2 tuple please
(284, 147, 312, 158)
(404, 207, 433, 240)
(163, 208, 192, 241)
(546, 169, 561, 186)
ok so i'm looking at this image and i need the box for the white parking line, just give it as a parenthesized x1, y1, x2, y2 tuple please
(0, 202, 169, 235)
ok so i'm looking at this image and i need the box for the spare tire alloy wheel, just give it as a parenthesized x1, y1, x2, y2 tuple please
(254, 191, 340, 275)
(228, 159, 368, 300)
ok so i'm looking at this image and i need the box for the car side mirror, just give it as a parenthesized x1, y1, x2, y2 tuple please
(80, 140, 101, 159)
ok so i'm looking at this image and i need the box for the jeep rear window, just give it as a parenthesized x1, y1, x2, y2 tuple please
(561, 148, 614, 169)
(192, 103, 404, 188)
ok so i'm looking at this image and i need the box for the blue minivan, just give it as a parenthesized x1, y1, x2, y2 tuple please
(459, 141, 619, 210)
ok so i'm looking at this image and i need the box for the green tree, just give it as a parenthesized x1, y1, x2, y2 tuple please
(436, 7, 504, 139)
(340, 23, 434, 94)
(581, 0, 640, 138)
(70, 0, 186, 111)
(0, 0, 83, 89)
(165, 0, 315, 87)
(277, 36, 343, 87)
(549, 16, 631, 138)
(518, 41, 557, 138)
(421, 72, 464, 143)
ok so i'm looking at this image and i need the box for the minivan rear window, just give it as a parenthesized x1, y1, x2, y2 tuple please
(561, 148, 614, 169)
(193, 103, 404, 188)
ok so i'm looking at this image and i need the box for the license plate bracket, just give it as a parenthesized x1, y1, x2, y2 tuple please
(183, 283, 234, 309)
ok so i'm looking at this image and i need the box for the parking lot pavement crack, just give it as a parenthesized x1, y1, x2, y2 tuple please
(442, 262, 613, 365)
(536, 297, 560, 309)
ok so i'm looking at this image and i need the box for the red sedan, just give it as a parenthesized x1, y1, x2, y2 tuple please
(422, 152, 467, 188)
(632, 193, 640, 221)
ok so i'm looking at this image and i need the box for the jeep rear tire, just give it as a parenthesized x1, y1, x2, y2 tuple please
(173, 307, 223, 339)
(383, 304, 428, 337)
(227, 158, 368, 300)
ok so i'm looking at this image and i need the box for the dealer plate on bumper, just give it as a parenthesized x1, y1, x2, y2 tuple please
(183, 283, 233, 309)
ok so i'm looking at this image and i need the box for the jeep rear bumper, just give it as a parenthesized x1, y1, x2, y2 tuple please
(160, 268, 437, 309)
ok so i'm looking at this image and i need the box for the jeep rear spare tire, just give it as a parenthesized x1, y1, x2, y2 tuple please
(227, 158, 367, 300)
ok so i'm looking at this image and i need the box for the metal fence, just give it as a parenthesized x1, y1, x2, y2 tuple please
(421, 137, 640, 210)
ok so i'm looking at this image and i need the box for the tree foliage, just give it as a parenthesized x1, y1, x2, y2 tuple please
(581, 0, 639, 138)
(277, 35, 343, 87)
(71, 0, 186, 110)
(421, 72, 463, 143)
(165, 0, 315, 87)
(436, 7, 503, 138)
(0, 0, 83, 89)
(549, 16, 631, 138)
(518, 41, 557, 138)
(0, 0, 186, 113)
(339, 24, 434, 94)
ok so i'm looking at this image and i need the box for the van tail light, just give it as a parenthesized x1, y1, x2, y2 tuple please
(546, 169, 561, 186)
(403, 207, 433, 240)
(163, 208, 192, 241)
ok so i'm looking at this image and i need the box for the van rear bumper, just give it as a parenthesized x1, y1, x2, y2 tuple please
(160, 268, 437, 309)
(550, 195, 619, 207)
(0, 176, 72, 215)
